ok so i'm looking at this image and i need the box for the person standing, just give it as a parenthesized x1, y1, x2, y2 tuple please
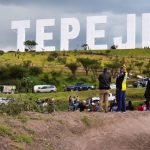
(116, 65, 128, 112)
(98, 68, 111, 112)
(144, 79, 150, 110)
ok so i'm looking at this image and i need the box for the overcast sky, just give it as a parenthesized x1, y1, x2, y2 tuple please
(0, 0, 149, 51)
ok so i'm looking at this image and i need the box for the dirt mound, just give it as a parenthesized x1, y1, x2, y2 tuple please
(0, 111, 150, 150)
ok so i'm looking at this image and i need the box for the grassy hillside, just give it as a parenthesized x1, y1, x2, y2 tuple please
(1, 48, 150, 66)
(0, 48, 149, 95)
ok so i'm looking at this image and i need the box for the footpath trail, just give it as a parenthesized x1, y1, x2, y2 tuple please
(61, 112, 150, 150)
(0, 111, 150, 150)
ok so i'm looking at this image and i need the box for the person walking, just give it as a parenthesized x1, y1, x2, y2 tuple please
(144, 79, 150, 110)
(98, 68, 111, 112)
(116, 65, 128, 112)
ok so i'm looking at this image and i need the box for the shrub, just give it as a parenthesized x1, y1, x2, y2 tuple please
(0, 125, 12, 137)
(0, 124, 32, 144)
(0, 67, 10, 80)
(9, 65, 29, 79)
(0, 102, 23, 115)
(0, 50, 4, 55)
(13, 133, 32, 143)
(57, 57, 67, 64)
(0, 85, 3, 92)
(40, 73, 51, 83)
(66, 63, 79, 77)
(81, 116, 90, 127)
(47, 55, 55, 62)
(23, 60, 32, 67)
(47, 52, 60, 62)
(29, 66, 42, 76)
(25, 48, 29, 52)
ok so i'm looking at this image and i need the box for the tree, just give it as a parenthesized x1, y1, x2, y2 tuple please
(143, 61, 150, 76)
(135, 61, 144, 74)
(21, 77, 33, 92)
(106, 61, 122, 77)
(127, 61, 135, 75)
(47, 52, 59, 62)
(111, 44, 118, 49)
(81, 43, 89, 50)
(89, 60, 101, 80)
(24, 40, 37, 51)
(66, 63, 78, 77)
(78, 58, 98, 76)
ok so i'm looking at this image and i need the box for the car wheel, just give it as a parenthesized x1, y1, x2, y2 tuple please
(50, 90, 54, 93)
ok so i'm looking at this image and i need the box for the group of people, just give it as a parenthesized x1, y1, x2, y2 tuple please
(99, 64, 150, 113)
(68, 96, 100, 112)
(99, 65, 128, 113)
(68, 64, 150, 113)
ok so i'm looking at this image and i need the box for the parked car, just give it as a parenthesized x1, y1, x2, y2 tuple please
(133, 79, 147, 88)
(0, 97, 15, 105)
(110, 83, 116, 89)
(65, 83, 95, 91)
(92, 93, 116, 103)
(0, 85, 16, 94)
(33, 85, 57, 93)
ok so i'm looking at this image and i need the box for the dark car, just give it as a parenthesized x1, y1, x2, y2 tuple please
(65, 83, 95, 91)
(133, 80, 147, 88)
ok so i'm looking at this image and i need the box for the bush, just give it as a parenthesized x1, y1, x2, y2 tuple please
(0, 50, 4, 55)
(40, 73, 51, 83)
(47, 55, 55, 62)
(25, 48, 29, 52)
(0, 102, 23, 115)
(57, 57, 66, 64)
(7, 51, 16, 53)
(9, 65, 29, 79)
(0, 85, 3, 92)
(0, 67, 10, 80)
(81, 116, 90, 127)
(23, 60, 32, 67)
(29, 66, 42, 76)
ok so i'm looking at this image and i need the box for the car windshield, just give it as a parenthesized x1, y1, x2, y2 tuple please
(50, 86, 55, 88)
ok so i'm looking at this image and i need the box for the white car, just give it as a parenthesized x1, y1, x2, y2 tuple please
(0, 97, 15, 105)
(33, 85, 57, 93)
(92, 93, 116, 102)
(110, 83, 116, 89)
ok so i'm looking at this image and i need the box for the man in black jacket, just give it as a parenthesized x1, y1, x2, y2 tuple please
(144, 79, 150, 110)
(98, 68, 111, 112)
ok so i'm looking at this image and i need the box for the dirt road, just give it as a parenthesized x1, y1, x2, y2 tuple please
(0, 111, 150, 150)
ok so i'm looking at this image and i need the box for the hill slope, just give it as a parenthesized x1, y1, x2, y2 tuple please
(0, 111, 150, 150)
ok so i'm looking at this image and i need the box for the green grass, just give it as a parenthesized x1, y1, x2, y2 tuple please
(0, 88, 145, 102)
(1, 49, 150, 67)
(81, 116, 90, 127)
(0, 124, 12, 137)
(0, 124, 33, 144)
(13, 133, 32, 144)
(16, 114, 29, 123)
(0, 88, 145, 114)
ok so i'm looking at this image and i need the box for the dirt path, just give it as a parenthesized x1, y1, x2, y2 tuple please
(1, 111, 150, 150)
(59, 112, 150, 150)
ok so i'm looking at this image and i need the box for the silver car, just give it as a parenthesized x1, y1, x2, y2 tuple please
(33, 85, 57, 93)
